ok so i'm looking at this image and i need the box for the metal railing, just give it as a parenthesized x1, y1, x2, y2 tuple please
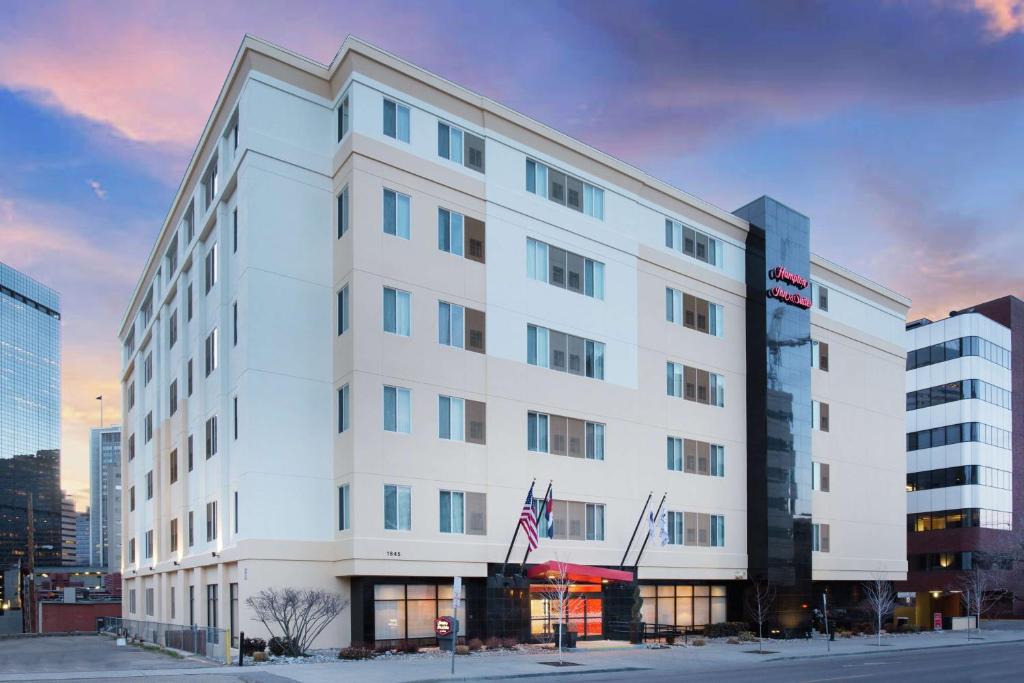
(99, 616, 230, 664)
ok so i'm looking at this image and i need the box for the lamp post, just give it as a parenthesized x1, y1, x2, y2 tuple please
(96, 395, 104, 428)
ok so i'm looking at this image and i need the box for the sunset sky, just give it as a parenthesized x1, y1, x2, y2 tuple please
(1, 0, 1023, 508)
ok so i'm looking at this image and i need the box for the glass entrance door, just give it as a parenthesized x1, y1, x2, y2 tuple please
(529, 583, 603, 640)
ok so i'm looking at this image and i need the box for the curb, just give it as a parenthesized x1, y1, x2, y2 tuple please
(755, 634, 1024, 664)
(410, 666, 649, 682)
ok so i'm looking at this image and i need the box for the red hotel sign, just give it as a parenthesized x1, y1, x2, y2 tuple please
(767, 265, 812, 309)
(434, 616, 454, 637)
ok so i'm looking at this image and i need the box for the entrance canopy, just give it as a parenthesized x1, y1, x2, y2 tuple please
(526, 561, 633, 584)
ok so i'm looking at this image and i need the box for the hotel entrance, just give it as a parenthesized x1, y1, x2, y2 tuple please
(525, 561, 633, 641)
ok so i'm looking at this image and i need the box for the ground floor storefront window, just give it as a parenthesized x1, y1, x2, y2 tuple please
(639, 584, 727, 628)
(529, 583, 603, 639)
(373, 583, 466, 642)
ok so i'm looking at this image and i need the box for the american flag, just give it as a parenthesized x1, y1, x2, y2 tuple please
(520, 483, 539, 551)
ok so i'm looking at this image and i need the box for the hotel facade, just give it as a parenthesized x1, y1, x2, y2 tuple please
(118, 36, 909, 649)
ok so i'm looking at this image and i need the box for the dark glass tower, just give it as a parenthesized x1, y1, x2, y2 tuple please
(0, 262, 62, 573)
(734, 197, 813, 633)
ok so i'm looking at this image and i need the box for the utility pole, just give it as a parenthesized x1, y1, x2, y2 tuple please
(96, 395, 104, 428)
(24, 493, 36, 634)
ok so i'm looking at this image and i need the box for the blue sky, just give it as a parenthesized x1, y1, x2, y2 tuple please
(1, 0, 1022, 504)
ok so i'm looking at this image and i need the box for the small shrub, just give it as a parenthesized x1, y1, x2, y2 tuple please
(455, 645, 470, 655)
(242, 637, 267, 657)
(704, 622, 751, 638)
(467, 638, 483, 651)
(485, 636, 502, 650)
(899, 623, 919, 634)
(338, 646, 375, 660)
(501, 637, 518, 649)
(268, 636, 292, 656)
(373, 644, 393, 655)
(727, 637, 740, 645)
(738, 631, 757, 642)
(252, 652, 268, 662)
(397, 640, 420, 654)
(691, 638, 706, 647)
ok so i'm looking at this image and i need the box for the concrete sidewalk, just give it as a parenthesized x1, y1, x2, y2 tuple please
(2, 628, 1022, 682)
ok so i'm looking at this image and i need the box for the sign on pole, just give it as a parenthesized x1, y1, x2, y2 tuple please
(933, 612, 942, 631)
(434, 616, 454, 638)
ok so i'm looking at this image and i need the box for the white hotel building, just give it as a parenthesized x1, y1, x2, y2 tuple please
(118, 35, 910, 649)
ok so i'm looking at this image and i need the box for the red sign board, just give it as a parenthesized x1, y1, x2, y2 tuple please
(435, 616, 454, 637)
(933, 612, 942, 631)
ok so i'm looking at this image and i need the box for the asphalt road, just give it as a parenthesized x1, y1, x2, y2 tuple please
(512, 640, 1024, 683)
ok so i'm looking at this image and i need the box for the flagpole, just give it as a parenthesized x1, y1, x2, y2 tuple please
(619, 491, 653, 570)
(501, 478, 535, 575)
(520, 480, 552, 570)
(632, 492, 667, 571)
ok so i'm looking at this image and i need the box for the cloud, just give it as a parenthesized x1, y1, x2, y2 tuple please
(88, 179, 107, 200)
(972, 0, 1024, 37)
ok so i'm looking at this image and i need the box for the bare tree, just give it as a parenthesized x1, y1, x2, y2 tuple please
(245, 588, 349, 656)
(745, 579, 776, 654)
(861, 577, 897, 647)
(953, 563, 1004, 640)
(538, 560, 573, 663)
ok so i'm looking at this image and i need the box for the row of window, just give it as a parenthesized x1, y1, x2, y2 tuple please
(526, 159, 605, 219)
(906, 421, 1011, 452)
(664, 219, 723, 268)
(527, 412, 605, 460)
(380, 96, 487, 174)
(910, 551, 1013, 572)
(664, 511, 726, 547)
(527, 324, 605, 379)
(665, 288, 723, 336)
(906, 378, 1011, 412)
(666, 438, 724, 477)
(362, 286, 487, 353)
(906, 335, 1011, 371)
(907, 508, 1013, 532)
(666, 362, 725, 406)
(906, 465, 1012, 492)
(127, 501, 219, 564)
(526, 238, 605, 299)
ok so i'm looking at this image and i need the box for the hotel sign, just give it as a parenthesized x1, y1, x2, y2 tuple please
(767, 265, 811, 309)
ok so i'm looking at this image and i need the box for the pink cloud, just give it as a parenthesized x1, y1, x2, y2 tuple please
(972, 0, 1024, 38)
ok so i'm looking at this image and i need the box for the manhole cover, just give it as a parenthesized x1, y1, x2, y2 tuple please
(539, 661, 582, 667)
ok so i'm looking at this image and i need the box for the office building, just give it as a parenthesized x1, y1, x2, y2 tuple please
(0, 262, 62, 587)
(75, 510, 90, 567)
(60, 493, 77, 565)
(89, 426, 122, 570)
(904, 296, 1022, 620)
(118, 35, 909, 650)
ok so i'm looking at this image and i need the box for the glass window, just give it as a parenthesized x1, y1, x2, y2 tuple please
(667, 437, 682, 471)
(585, 503, 605, 541)
(438, 301, 465, 348)
(439, 490, 465, 534)
(337, 285, 349, 335)
(338, 484, 350, 530)
(383, 287, 411, 336)
(437, 209, 464, 256)
(438, 395, 465, 441)
(338, 384, 350, 433)
(384, 484, 412, 531)
(528, 412, 549, 453)
(526, 324, 550, 368)
(383, 386, 411, 434)
(383, 99, 410, 142)
(585, 422, 604, 460)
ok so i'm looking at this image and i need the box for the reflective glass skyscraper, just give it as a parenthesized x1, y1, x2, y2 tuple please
(0, 262, 62, 570)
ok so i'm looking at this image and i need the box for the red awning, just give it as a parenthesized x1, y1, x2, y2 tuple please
(526, 561, 634, 584)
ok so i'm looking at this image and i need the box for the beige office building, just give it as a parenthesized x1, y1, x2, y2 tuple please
(118, 35, 909, 650)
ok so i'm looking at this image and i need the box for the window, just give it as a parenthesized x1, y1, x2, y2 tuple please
(710, 515, 725, 547)
(667, 362, 683, 397)
(188, 511, 194, 547)
(384, 484, 412, 531)
(188, 585, 195, 625)
(206, 501, 217, 542)
(665, 218, 723, 267)
(127, 381, 135, 411)
(338, 384, 350, 433)
(170, 518, 178, 552)
(383, 98, 410, 142)
(667, 437, 683, 471)
(437, 209, 464, 257)
(812, 523, 830, 552)
(128, 538, 135, 564)
(232, 302, 238, 346)
(233, 396, 238, 440)
(169, 380, 178, 416)
(528, 412, 601, 460)
(205, 416, 218, 458)
(528, 412, 549, 453)
(438, 302, 464, 348)
(170, 586, 176, 620)
(337, 92, 350, 141)
(811, 340, 829, 371)
(337, 186, 349, 238)
(812, 400, 829, 432)
(170, 449, 178, 484)
(129, 588, 136, 613)
(382, 189, 411, 239)
(145, 471, 153, 500)
(383, 287, 411, 336)
(187, 434, 194, 471)
(166, 234, 179, 276)
(207, 584, 218, 628)
(205, 243, 217, 293)
(812, 462, 830, 492)
(203, 158, 218, 210)
(585, 422, 605, 460)
(230, 583, 239, 648)
(813, 282, 829, 311)
(585, 503, 605, 541)
(907, 336, 1011, 371)
(907, 379, 1012, 411)
(438, 121, 485, 172)
(187, 358, 193, 396)
(205, 328, 219, 376)
(666, 288, 723, 336)
(232, 208, 238, 253)
(526, 159, 603, 218)
(184, 202, 195, 243)
(907, 465, 1011, 493)
(526, 238, 604, 299)
(438, 395, 465, 441)
(187, 283, 193, 321)
(338, 285, 350, 335)
(144, 352, 153, 385)
(906, 421, 1010, 452)
(527, 324, 604, 379)
(129, 486, 135, 512)
(383, 386, 411, 433)
(667, 362, 724, 406)
(710, 445, 725, 477)
(128, 434, 136, 461)
(169, 310, 178, 348)
(338, 484, 350, 531)
(233, 491, 239, 534)
(144, 529, 153, 559)
(439, 490, 465, 534)
(144, 412, 153, 443)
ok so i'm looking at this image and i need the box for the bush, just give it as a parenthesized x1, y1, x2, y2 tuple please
(455, 645, 470, 656)
(704, 622, 751, 638)
(373, 644, 393, 655)
(242, 637, 267, 657)
(726, 637, 740, 645)
(738, 631, 757, 642)
(397, 640, 420, 654)
(268, 636, 296, 656)
(691, 638, 706, 647)
(898, 623, 919, 634)
(501, 637, 518, 649)
(467, 638, 483, 651)
(484, 636, 502, 650)
(338, 646, 375, 660)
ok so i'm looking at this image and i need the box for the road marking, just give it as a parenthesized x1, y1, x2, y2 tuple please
(800, 675, 873, 683)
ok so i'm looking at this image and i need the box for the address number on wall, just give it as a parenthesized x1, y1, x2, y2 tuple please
(386, 550, 402, 557)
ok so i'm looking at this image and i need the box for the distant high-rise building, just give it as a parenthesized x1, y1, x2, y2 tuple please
(0, 262, 62, 584)
(89, 427, 122, 570)
(75, 509, 90, 567)
(60, 492, 76, 565)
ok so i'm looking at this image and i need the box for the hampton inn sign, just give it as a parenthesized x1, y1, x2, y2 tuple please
(767, 265, 812, 309)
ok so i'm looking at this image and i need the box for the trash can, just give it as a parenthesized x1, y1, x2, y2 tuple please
(96, 617, 106, 633)
(553, 624, 577, 649)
